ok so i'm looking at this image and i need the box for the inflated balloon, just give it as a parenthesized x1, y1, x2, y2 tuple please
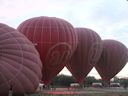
(17, 16, 78, 84)
(66, 28, 103, 83)
(127, 48, 128, 61)
(0, 23, 42, 96)
(95, 40, 128, 81)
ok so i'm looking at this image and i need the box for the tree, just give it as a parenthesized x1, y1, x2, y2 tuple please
(119, 78, 128, 89)
(84, 76, 97, 86)
(113, 76, 120, 83)
(51, 74, 76, 87)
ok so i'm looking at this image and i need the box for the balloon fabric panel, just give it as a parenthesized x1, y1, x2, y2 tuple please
(66, 28, 103, 83)
(17, 16, 78, 84)
(95, 40, 128, 81)
(0, 23, 42, 95)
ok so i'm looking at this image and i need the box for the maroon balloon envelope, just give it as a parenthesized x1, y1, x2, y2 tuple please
(17, 16, 78, 84)
(95, 40, 128, 81)
(126, 48, 128, 62)
(0, 23, 42, 96)
(127, 48, 128, 60)
(66, 28, 103, 83)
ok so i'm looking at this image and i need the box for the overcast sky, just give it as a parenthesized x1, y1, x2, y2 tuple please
(0, 0, 128, 79)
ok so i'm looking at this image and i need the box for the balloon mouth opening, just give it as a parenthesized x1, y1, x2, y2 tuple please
(102, 77, 111, 82)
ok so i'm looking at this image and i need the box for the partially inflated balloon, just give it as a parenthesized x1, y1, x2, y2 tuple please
(95, 40, 128, 81)
(0, 23, 42, 96)
(66, 28, 103, 83)
(17, 16, 78, 84)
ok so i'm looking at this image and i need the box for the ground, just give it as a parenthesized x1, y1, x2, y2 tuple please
(27, 87, 128, 96)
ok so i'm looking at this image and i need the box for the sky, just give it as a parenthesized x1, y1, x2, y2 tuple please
(0, 0, 128, 79)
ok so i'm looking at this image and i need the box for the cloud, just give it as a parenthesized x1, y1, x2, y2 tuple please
(0, 0, 127, 45)
(0, 0, 128, 78)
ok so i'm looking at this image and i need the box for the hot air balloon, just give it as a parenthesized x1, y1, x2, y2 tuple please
(66, 28, 103, 83)
(0, 23, 42, 96)
(95, 39, 128, 81)
(126, 48, 128, 62)
(17, 16, 78, 84)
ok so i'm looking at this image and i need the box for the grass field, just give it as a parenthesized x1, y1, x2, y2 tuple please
(25, 87, 128, 96)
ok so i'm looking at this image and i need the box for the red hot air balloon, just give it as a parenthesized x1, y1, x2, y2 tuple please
(66, 28, 103, 83)
(127, 48, 128, 61)
(0, 23, 42, 96)
(17, 16, 78, 84)
(95, 39, 128, 81)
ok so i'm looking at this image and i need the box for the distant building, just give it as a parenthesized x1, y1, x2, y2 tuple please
(92, 83, 103, 88)
(110, 83, 120, 87)
(70, 83, 80, 88)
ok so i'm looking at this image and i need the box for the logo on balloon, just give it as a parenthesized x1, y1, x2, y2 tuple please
(121, 49, 128, 64)
(45, 43, 72, 69)
(88, 42, 103, 65)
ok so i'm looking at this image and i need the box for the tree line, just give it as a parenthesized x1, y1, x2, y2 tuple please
(50, 74, 128, 88)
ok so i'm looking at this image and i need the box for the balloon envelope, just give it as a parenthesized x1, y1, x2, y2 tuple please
(66, 28, 103, 83)
(95, 39, 128, 81)
(17, 16, 78, 84)
(0, 23, 42, 95)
